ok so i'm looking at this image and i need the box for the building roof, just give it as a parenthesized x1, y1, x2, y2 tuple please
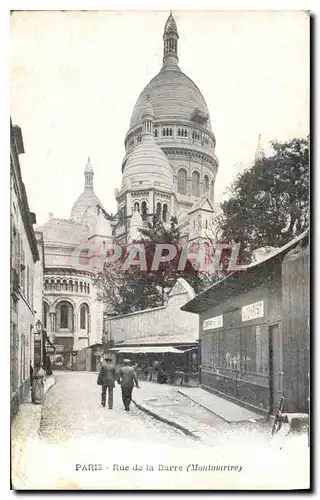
(181, 229, 309, 314)
(129, 68, 211, 131)
(122, 135, 173, 190)
(70, 190, 103, 223)
(37, 217, 90, 246)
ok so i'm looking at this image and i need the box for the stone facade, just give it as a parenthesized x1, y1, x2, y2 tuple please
(10, 121, 40, 418)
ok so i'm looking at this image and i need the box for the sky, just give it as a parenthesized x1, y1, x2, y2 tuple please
(10, 10, 309, 227)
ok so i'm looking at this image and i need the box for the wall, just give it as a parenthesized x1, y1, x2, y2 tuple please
(282, 244, 309, 413)
(109, 279, 198, 344)
(199, 265, 282, 413)
(10, 125, 39, 418)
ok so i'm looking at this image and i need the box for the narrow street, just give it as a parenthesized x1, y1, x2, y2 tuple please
(39, 371, 196, 447)
(12, 371, 309, 490)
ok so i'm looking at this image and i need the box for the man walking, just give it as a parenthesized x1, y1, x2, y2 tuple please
(117, 359, 139, 411)
(97, 356, 117, 409)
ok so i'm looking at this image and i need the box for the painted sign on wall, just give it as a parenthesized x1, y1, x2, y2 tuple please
(242, 300, 264, 322)
(203, 315, 223, 331)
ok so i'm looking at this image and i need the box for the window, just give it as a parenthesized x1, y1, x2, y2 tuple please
(80, 282, 83, 293)
(192, 171, 200, 197)
(68, 280, 73, 292)
(75, 282, 78, 292)
(204, 175, 209, 195)
(141, 201, 147, 219)
(62, 280, 67, 292)
(162, 204, 168, 223)
(44, 280, 49, 291)
(56, 280, 61, 291)
(177, 169, 187, 195)
(60, 305, 69, 328)
(154, 129, 158, 138)
(156, 202, 161, 220)
(80, 304, 89, 330)
(134, 202, 140, 212)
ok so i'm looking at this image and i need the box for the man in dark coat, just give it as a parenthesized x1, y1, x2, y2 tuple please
(117, 359, 139, 411)
(98, 357, 117, 409)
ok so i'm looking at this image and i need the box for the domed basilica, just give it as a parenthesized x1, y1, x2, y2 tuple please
(37, 13, 220, 366)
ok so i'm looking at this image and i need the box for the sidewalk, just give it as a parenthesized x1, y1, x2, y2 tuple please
(11, 376, 55, 489)
(132, 381, 269, 445)
(178, 387, 266, 423)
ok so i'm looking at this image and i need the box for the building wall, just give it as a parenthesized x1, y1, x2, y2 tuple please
(199, 267, 282, 414)
(10, 124, 39, 418)
(282, 244, 309, 413)
(109, 279, 198, 344)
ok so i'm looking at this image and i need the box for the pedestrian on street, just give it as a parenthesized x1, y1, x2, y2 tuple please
(97, 356, 117, 409)
(117, 359, 139, 411)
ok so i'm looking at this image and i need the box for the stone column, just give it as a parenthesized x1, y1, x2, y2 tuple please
(187, 178, 192, 195)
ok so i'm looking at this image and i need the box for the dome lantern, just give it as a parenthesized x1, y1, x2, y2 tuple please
(84, 157, 94, 191)
(163, 12, 179, 68)
(141, 95, 154, 138)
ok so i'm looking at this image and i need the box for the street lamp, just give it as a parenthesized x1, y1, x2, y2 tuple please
(36, 319, 42, 334)
(35, 319, 43, 366)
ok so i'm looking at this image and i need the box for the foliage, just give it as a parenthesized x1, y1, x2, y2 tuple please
(218, 137, 309, 261)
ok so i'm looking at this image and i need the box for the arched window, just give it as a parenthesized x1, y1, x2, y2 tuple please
(62, 280, 67, 292)
(80, 282, 83, 293)
(57, 301, 73, 331)
(68, 280, 73, 292)
(60, 304, 69, 329)
(141, 201, 147, 219)
(184, 129, 188, 138)
(169, 128, 173, 137)
(56, 280, 61, 292)
(134, 202, 140, 212)
(162, 204, 168, 223)
(177, 169, 187, 195)
(43, 302, 49, 330)
(80, 304, 89, 330)
(162, 128, 166, 137)
(204, 175, 209, 195)
(156, 202, 161, 220)
(87, 284, 90, 295)
(192, 171, 200, 197)
(44, 280, 49, 291)
(74, 281, 78, 292)
(50, 279, 55, 291)
(178, 128, 181, 137)
(166, 127, 169, 136)
(154, 129, 158, 138)
(205, 219, 208, 229)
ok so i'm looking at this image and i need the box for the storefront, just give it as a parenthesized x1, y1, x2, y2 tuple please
(109, 341, 199, 386)
(182, 231, 309, 415)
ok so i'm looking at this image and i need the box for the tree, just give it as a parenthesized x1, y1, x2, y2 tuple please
(93, 216, 213, 316)
(139, 216, 211, 296)
(218, 137, 309, 261)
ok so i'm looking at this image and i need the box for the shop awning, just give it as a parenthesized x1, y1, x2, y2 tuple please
(109, 346, 186, 354)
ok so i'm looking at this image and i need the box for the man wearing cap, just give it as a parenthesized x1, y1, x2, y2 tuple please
(97, 356, 117, 409)
(117, 359, 139, 411)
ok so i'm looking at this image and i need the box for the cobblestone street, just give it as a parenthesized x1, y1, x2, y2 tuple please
(11, 371, 309, 490)
(39, 371, 198, 447)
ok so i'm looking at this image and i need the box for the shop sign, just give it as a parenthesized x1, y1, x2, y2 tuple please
(242, 300, 264, 322)
(203, 315, 223, 331)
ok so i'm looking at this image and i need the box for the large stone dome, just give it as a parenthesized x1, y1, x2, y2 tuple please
(71, 190, 102, 222)
(122, 136, 173, 190)
(129, 66, 211, 131)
